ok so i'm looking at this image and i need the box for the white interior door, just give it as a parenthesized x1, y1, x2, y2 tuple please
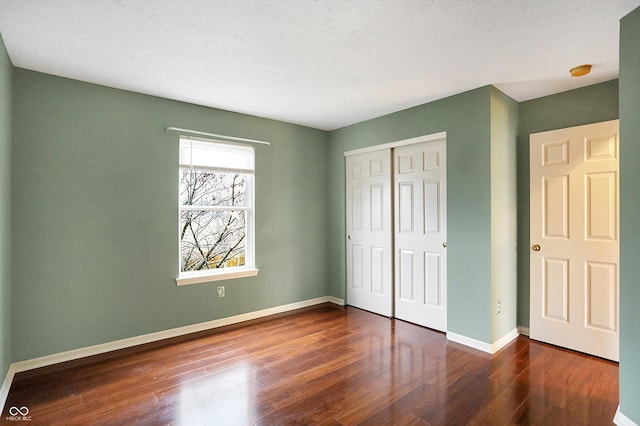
(346, 149, 393, 317)
(394, 139, 447, 331)
(530, 119, 619, 361)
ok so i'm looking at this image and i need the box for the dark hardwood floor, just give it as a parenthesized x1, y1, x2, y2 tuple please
(2, 304, 618, 425)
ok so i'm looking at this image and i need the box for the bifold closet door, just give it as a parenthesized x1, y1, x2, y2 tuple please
(345, 149, 393, 317)
(394, 140, 447, 331)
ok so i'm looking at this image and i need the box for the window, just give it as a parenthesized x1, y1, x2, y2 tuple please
(177, 137, 258, 285)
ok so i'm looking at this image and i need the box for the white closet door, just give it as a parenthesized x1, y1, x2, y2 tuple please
(394, 139, 447, 331)
(345, 150, 393, 316)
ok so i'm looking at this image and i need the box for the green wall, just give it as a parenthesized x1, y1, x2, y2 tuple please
(619, 6, 640, 423)
(0, 34, 11, 382)
(516, 80, 619, 327)
(490, 87, 518, 341)
(328, 87, 494, 343)
(11, 69, 330, 361)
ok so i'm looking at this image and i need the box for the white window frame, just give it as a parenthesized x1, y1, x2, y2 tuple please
(176, 137, 258, 286)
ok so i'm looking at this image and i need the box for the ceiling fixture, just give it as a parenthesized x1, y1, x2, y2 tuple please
(570, 64, 592, 77)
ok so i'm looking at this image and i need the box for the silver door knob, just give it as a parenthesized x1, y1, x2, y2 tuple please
(442, 242, 447, 248)
(347, 235, 351, 240)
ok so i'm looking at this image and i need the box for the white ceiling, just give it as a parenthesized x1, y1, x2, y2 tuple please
(1, 0, 639, 131)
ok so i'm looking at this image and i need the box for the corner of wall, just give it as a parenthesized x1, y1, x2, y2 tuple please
(489, 87, 519, 343)
(0, 30, 13, 407)
(618, 5, 640, 424)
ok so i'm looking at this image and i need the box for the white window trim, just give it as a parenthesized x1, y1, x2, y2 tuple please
(176, 267, 259, 286)
(177, 137, 258, 286)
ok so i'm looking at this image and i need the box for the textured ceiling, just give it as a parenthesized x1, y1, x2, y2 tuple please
(1, 0, 638, 130)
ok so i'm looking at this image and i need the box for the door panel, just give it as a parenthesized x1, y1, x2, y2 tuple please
(351, 186, 363, 230)
(371, 185, 384, 230)
(352, 245, 364, 289)
(543, 257, 569, 322)
(585, 261, 616, 331)
(530, 119, 619, 361)
(543, 175, 569, 238)
(394, 140, 447, 331)
(586, 173, 616, 240)
(371, 247, 384, 294)
(399, 182, 414, 232)
(425, 252, 441, 305)
(424, 182, 440, 233)
(399, 250, 415, 301)
(346, 150, 393, 317)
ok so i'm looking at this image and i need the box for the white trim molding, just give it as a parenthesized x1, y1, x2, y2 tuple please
(176, 268, 259, 286)
(491, 328, 519, 353)
(344, 132, 447, 157)
(447, 332, 493, 353)
(12, 296, 343, 373)
(325, 296, 345, 306)
(517, 326, 530, 336)
(447, 328, 519, 355)
(5, 296, 344, 378)
(0, 364, 16, 413)
(615, 405, 639, 426)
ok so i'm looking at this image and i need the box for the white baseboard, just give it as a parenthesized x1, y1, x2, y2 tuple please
(8, 296, 344, 376)
(517, 326, 530, 336)
(491, 328, 519, 353)
(0, 364, 16, 414)
(12, 296, 344, 373)
(447, 332, 493, 353)
(325, 296, 345, 306)
(615, 405, 639, 426)
(447, 328, 519, 355)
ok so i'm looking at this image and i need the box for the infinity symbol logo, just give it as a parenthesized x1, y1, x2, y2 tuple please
(9, 406, 29, 416)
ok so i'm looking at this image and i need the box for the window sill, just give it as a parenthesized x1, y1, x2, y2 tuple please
(176, 268, 259, 286)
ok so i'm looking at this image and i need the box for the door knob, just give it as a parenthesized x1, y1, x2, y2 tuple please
(442, 242, 447, 248)
(347, 235, 351, 240)
(531, 244, 541, 252)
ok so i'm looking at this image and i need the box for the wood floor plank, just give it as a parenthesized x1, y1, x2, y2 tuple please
(1, 304, 619, 425)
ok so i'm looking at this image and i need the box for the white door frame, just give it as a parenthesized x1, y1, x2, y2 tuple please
(344, 132, 447, 158)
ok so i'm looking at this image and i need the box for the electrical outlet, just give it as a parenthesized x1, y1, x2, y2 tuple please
(217, 286, 225, 298)
(496, 300, 501, 315)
